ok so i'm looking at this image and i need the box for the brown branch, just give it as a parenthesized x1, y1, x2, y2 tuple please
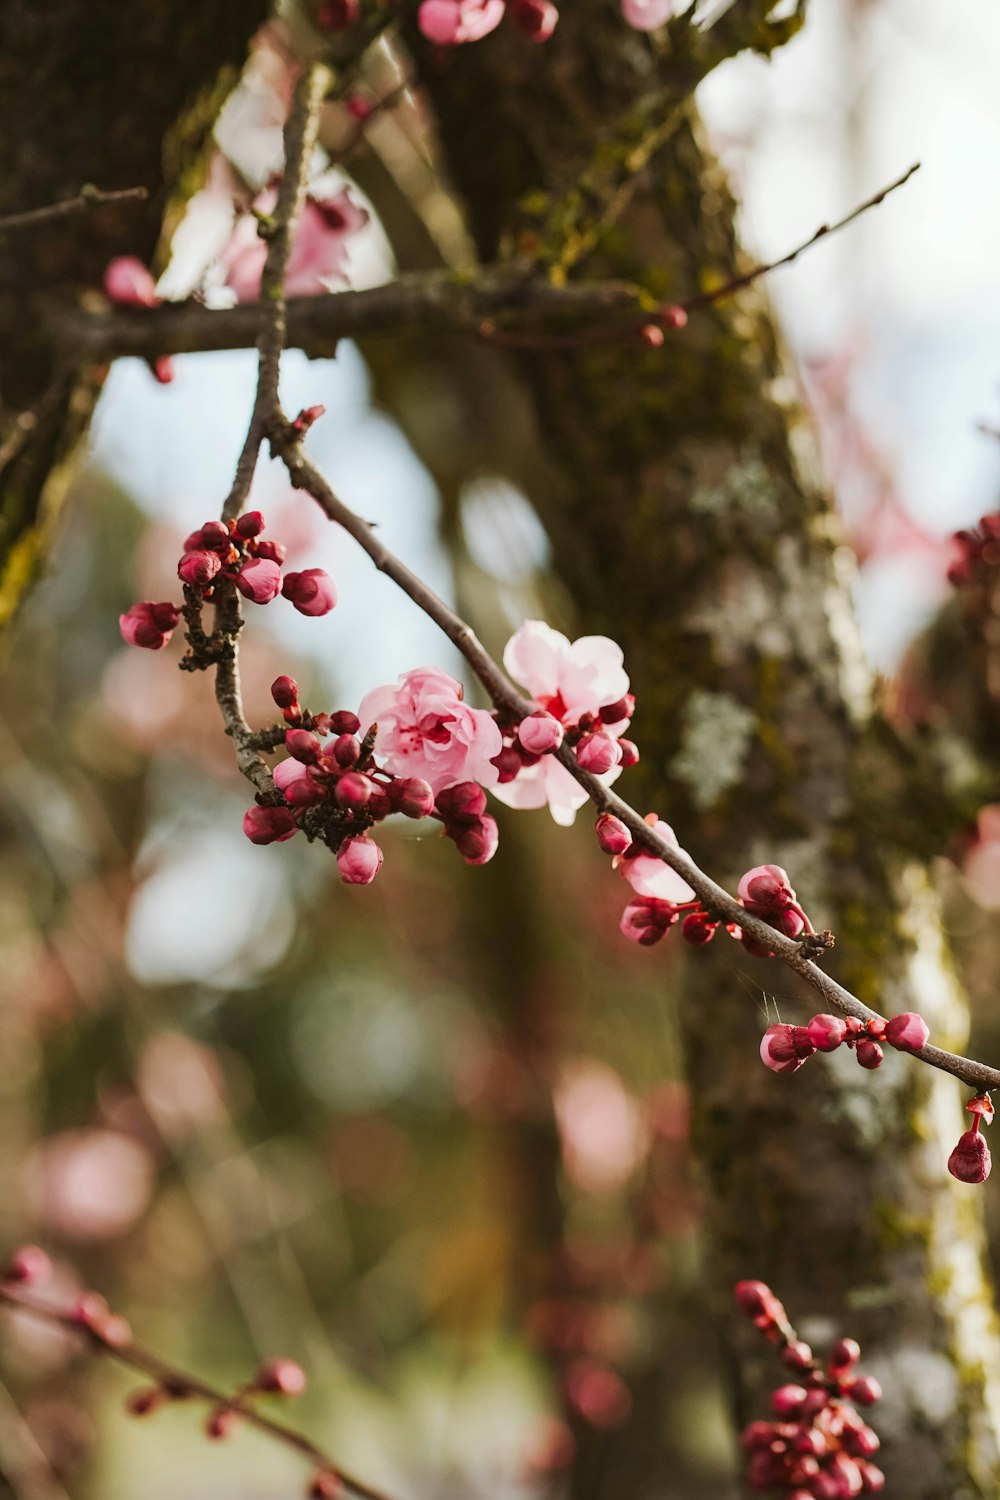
(255, 420, 1000, 1099)
(0, 1285, 392, 1500)
(0, 184, 147, 231)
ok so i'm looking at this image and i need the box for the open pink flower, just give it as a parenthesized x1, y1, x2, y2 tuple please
(358, 667, 502, 795)
(616, 816, 694, 903)
(493, 621, 631, 825)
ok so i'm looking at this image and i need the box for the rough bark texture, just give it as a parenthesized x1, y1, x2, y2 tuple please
(0, 0, 269, 628)
(404, 4, 1000, 1494)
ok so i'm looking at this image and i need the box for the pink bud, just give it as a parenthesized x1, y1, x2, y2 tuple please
(418, 0, 462, 43)
(576, 733, 620, 775)
(104, 256, 159, 307)
(254, 1358, 307, 1396)
(207, 1408, 241, 1440)
(177, 549, 222, 587)
(782, 1340, 813, 1371)
(621, 0, 671, 30)
(3, 1245, 52, 1286)
(846, 1425, 880, 1458)
(660, 304, 688, 330)
(595, 813, 632, 856)
(293, 404, 326, 431)
(771, 1384, 807, 1418)
(282, 568, 337, 617)
(855, 1039, 883, 1070)
(829, 1337, 861, 1372)
(733, 1280, 778, 1320)
(337, 835, 383, 885)
(759, 1024, 813, 1075)
(436, 782, 487, 822)
(510, 0, 558, 40)
(243, 805, 298, 845)
(389, 777, 435, 819)
(518, 711, 564, 755)
(599, 694, 635, 725)
(738, 864, 795, 912)
(331, 734, 361, 768)
(126, 1386, 165, 1416)
(884, 1011, 930, 1053)
(256, 539, 288, 565)
(806, 1014, 847, 1051)
(450, 814, 499, 866)
(310, 1475, 343, 1500)
(235, 511, 265, 539)
(858, 1462, 885, 1492)
(119, 601, 180, 649)
(235, 558, 283, 605)
(617, 738, 640, 768)
(493, 745, 523, 783)
(620, 897, 677, 946)
(334, 772, 372, 811)
(286, 729, 321, 764)
(271, 676, 300, 710)
(847, 1376, 882, 1407)
(739, 1420, 775, 1452)
(680, 911, 717, 945)
(949, 1128, 992, 1184)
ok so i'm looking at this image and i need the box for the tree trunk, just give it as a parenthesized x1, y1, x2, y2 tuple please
(0, 0, 269, 627)
(404, 4, 1000, 1493)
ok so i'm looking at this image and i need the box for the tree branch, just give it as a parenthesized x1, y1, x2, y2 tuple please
(0, 184, 147, 231)
(0, 1285, 393, 1500)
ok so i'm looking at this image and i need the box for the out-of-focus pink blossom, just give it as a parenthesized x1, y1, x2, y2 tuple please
(317, 0, 359, 27)
(221, 187, 368, 301)
(26, 1130, 155, 1241)
(617, 816, 695, 903)
(337, 834, 383, 885)
(418, 0, 505, 44)
(621, 0, 671, 30)
(235, 558, 283, 604)
(282, 567, 337, 616)
(119, 601, 180, 650)
(555, 1061, 647, 1193)
(243, 805, 299, 844)
(511, 0, 559, 39)
(358, 667, 502, 795)
(104, 256, 159, 307)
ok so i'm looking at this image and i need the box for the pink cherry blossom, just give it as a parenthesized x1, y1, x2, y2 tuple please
(621, 0, 671, 30)
(282, 568, 337, 616)
(357, 667, 502, 795)
(104, 256, 159, 307)
(616, 816, 695, 903)
(494, 621, 631, 824)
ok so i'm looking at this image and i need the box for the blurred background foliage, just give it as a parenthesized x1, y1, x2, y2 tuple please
(2, 1, 1000, 1498)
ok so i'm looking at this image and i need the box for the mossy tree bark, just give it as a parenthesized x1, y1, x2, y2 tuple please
(0, 0, 269, 628)
(402, 3, 1000, 1493)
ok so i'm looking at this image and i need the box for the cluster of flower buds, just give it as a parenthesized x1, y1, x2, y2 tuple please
(128, 1353, 308, 1438)
(1, 1246, 132, 1348)
(947, 511, 1000, 587)
(493, 692, 638, 793)
(948, 1093, 993, 1184)
(120, 512, 336, 651)
(405, 0, 671, 47)
(243, 678, 498, 884)
(615, 857, 818, 959)
(760, 1010, 930, 1077)
(735, 1280, 884, 1497)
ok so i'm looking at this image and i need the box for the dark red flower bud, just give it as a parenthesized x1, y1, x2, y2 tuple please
(681, 910, 718, 945)
(177, 549, 222, 587)
(329, 711, 361, 736)
(243, 806, 299, 845)
(450, 815, 499, 866)
(271, 676, 300, 710)
(806, 1014, 847, 1051)
(599, 694, 634, 725)
(493, 745, 523, 783)
(389, 777, 435, 819)
(235, 510, 265, 539)
(510, 0, 559, 40)
(771, 1384, 808, 1418)
(255, 539, 288, 565)
(286, 729, 321, 764)
(855, 1039, 883, 1070)
(847, 1376, 882, 1406)
(334, 772, 372, 811)
(948, 1128, 992, 1184)
(317, 0, 359, 28)
(617, 738, 640, 768)
(782, 1340, 813, 1371)
(332, 734, 361, 768)
(436, 782, 487, 822)
(829, 1337, 861, 1372)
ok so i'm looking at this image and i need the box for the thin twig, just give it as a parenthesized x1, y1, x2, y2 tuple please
(0, 185, 147, 231)
(0, 1286, 393, 1500)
